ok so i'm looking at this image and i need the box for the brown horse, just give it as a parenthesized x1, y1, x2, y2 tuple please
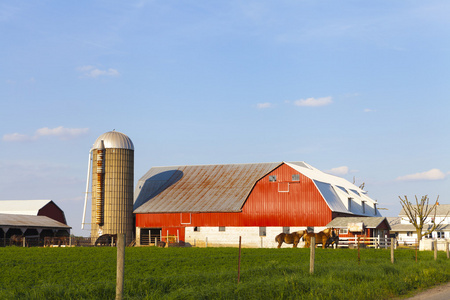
(304, 228, 338, 249)
(9, 235, 24, 246)
(44, 236, 69, 247)
(275, 230, 306, 248)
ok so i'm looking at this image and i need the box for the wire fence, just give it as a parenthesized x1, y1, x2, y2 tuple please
(0, 236, 99, 247)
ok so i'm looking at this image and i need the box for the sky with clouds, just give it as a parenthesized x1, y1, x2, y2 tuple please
(1, 1, 449, 236)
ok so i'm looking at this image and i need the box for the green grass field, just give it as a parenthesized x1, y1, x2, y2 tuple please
(0, 246, 449, 299)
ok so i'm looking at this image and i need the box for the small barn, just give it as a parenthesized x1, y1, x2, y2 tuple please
(326, 217, 391, 248)
(0, 200, 71, 242)
(133, 161, 382, 248)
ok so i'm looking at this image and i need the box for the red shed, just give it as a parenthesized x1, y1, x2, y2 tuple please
(133, 162, 382, 247)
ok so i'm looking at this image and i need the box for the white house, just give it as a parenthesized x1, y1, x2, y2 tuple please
(389, 204, 450, 249)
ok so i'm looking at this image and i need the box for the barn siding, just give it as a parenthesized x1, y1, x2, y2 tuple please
(136, 164, 333, 228)
(38, 201, 67, 224)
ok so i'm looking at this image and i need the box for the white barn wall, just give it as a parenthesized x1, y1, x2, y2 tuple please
(185, 226, 310, 248)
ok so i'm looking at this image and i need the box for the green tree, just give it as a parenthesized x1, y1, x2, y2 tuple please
(398, 195, 447, 241)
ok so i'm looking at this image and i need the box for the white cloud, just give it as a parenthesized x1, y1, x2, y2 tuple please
(2, 132, 31, 142)
(257, 102, 272, 109)
(396, 169, 446, 181)
(3, 126, 89, 142)
(293, 96, 332, 107)
(364, 108, 376, 113)
(326, 166, 349, 176)
(77, 65, 119, 78)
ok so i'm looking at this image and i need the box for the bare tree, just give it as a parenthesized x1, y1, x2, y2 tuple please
(398, 195, 447, 241)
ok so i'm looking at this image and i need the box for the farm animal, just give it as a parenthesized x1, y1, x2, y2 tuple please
(304, 228, 338, 249)
(95, 234, 118, 246)
(9, 235, 24, 246)
(325, 231, 339, 248)
(275, 230, 306, 248)
(44, 236, 69, 247)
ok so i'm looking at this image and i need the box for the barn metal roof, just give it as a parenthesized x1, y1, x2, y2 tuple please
(286, 162, 381, 217)
(92, 130, 134, 150)
(0, 213, 71, 229)
(326, 217, 389, 229)
(134, 162, 281, 213)
(0, 200, 53, 215)
(133, 161, 381, 216)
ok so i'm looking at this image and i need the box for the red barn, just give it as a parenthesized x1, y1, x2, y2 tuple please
(0, 200, 71, 240)
(133, 162, 382, 247)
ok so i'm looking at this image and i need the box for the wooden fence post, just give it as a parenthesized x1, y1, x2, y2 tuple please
(237, 236, 242, 284)
(391, 238, 395, 264)
(415, 239, 418, 262)
(357, 237, 360, 265)
(446, 241, 449, 259)
(116, 233, 125, 300)
(434, 240, 437, 261)
(310, 236, 315, 274)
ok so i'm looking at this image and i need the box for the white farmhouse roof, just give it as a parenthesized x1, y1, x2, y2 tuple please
(0, 200, 53, 215)
(286, 162, 381, 217)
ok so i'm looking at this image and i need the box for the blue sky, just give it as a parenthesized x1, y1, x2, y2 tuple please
(1, 1, 449, 236)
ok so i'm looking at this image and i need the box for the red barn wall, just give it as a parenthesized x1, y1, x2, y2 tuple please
(136, 164, 333, 228)
(38, 201, 67, 224)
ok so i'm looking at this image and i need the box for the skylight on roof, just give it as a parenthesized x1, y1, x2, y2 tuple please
(349, 189, 360, 196)
(336, 186, 348, 194)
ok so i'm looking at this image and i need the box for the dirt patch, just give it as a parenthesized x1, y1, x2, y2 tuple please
(403, 282, 450, 300)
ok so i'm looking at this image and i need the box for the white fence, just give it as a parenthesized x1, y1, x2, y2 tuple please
(337, 236, 393, 249)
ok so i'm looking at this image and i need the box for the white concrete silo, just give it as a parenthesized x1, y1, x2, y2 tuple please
(82, 130, 134, 245)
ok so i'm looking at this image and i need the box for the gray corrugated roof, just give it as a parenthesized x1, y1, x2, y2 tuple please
(134, 162, 281, 213)
(0, 213, 71, 229)
(326, 217, 389, 229)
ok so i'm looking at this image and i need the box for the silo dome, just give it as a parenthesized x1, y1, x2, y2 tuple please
(92, 130, 134, 150)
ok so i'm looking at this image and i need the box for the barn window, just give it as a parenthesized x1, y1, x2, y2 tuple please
(339, 228, 348, 235)
(269, 175, 277, 182)
(278, 182, 289, 192)
(181, 213, 191, 224)
(407, 231, 413, 237)
(437, 231, 444, 238)
(194, 227, 200, 232)
(259, 227, 266, 237)
(219, 226, 226, 232)
(283, 227, 290, 234)
(292, 174, 300, 181)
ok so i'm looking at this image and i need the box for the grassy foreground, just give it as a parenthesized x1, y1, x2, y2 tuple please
(0, 246, 449, 299)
